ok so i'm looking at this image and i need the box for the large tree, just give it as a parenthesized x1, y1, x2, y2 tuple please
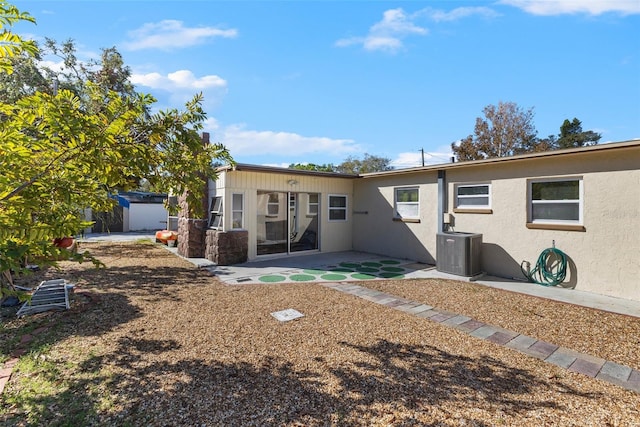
(336, 153, 393, 174)
(451, 101, 539, 161)
(0, 3, 233, 298)
(538, 118, 601, 151)
(556, 118, 601, 149)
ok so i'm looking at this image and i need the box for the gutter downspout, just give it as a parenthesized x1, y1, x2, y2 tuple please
(437, 170, 446, 233)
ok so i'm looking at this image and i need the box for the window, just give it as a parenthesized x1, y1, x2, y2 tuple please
(455, 183, 491, 210)
(328, 194, 347, 221)
(307, 193, 319, 216)
(231, 193, 243, 229)
(529, 178, 582, 226)
(395, 187, 419, 219)
(209, 196, 223, 229)
(267, 193, 279, 216)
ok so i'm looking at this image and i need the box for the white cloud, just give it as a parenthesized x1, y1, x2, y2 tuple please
(335, 8, 427, 53)
(336, 6, 499, 53)
(131, 70, 228, 109)
(422, 7, 499, 22)
(499, 0, 640, 16)
(124, 20, 238, 51)
(203, 117, 221, 132)
(213, 124, 361, 158)
(364, 36, 403, 52)
(38, 59, 67, 73)
(371, 8, 428, 36)
(131, 70, 227, 91)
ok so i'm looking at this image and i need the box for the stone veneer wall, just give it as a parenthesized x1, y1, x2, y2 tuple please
(177, 217, 208, 258)
(206, 229, 248, 265)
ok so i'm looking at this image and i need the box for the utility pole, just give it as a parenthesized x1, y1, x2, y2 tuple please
(419, 148, 425, 167)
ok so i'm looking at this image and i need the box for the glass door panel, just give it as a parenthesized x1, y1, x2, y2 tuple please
(257, 191, 288, 255)
(256, 191, 319, 256)
(290, 192, 319, 253)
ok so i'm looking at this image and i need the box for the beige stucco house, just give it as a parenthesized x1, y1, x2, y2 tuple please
(206, 165, 357, 261)
(183, 139, 639, 302)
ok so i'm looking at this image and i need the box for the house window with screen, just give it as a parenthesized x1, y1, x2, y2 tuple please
(328, 194, 347, 221)
(394, 187, 419, 219)
(231, 193, 243, 229)
(209, 196, 223, 229)
(529, 178, 582, 225)
(455, 183, 491, 210)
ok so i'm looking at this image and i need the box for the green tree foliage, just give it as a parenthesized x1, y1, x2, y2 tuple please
(538, 118, 601, 151)
(0, 51, 50, 102)
(288, 163, 337, 172)
(451, 101, 539, 161)
(0, 3, 233, 297)
(0, 0, 37, 74)
(336, 153, 393, 174)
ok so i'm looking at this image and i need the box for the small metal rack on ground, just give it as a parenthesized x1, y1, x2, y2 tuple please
(16, 279, 74, 317)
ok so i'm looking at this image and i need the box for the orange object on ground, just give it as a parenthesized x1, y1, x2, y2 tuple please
(53, 237, 74, 248)
(155, 230, 178, 244)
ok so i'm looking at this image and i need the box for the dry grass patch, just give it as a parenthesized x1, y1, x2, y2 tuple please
(1, 242, 638, 426)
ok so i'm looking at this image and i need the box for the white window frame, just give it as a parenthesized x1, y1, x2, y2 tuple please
(231, 193, 244, 229)
(528, 177, 583, 225)
(209, 196, 223, 229)
(266, 192, 279, 217)
(328, 194, 347, 222)
(394, 187, 420, 219)
(307, 193, 319, 216)
(455, 183, 491, 210)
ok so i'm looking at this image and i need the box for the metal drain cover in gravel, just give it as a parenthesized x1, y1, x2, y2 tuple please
(271, 308, 304, 322)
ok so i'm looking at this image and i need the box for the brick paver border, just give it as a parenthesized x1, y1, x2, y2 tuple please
(321, 282, 640, 394)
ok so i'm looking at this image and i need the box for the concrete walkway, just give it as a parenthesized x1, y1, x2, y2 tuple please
(79, 231, 156, 242)
(200, 250, 640, 318)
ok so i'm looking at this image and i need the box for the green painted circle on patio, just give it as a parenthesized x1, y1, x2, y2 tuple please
(321, 273, 347, 281)
(340, 262, 361, 268)
(379, 259, 401, 265)
(258, 275, 287, 283)
(378, 272, 405, 279)
(303, 269, 327, 275)
(381, 266, 405, 273)
(289, 274, 316, 282)
(362, 261, 383, 267)
(351, 273, 376, 280)
(356, 267, 379, 273)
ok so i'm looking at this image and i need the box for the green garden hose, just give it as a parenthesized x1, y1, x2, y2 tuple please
(521, 247, 568, 287)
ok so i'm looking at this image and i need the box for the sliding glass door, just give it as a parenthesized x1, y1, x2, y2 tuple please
(256, 191, 319, 256)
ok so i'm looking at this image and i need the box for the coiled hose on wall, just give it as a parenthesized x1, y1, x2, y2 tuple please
(521, 247, 568, 287)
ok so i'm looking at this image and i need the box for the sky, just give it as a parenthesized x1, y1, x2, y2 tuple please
(13, 0, 640, 168)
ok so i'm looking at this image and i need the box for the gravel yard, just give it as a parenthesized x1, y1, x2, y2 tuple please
(1, 241, 639, 426)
